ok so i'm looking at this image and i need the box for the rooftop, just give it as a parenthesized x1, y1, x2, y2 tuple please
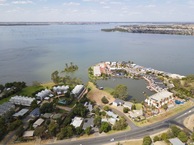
(106, 111, 118, 119)
(71, 117, 83, 128)
(71, 85, 84, 95)
(149, 90, 173, 102)
(13, 108, 29, 117)
(33, 118, 44, 128)
(169, 138, 185, 145)
(23, 130, 34, 137)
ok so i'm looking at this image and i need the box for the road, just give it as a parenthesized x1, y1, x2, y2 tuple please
(49, 105, 194, 145)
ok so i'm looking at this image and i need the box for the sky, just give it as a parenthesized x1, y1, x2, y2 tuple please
(0, 0, 194, 22)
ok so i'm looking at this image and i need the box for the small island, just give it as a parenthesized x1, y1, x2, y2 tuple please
(102, 24, 194, 36)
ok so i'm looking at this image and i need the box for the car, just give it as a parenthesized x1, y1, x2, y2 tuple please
(110, 138, 114, 142)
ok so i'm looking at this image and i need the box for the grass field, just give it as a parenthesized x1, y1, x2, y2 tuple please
(18, 86, 44, 97)
(0, 96, 12, 105)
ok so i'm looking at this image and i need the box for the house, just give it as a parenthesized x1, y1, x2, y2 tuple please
(101, 117, 118, 125)
(36, 89, 51, 100)
(29, 108, 40, 118)
(145, 90, 173, 108)
(169, 138, 185, 145)
(53, 85, 69, 95)
(52, 113, 62, 120)
(71, 117, 84, 128)
(0, 102, 15, 116)
(106, 111, 118, 119)
(123, 102, 133, 110)
(83, 118, 94, 129)
(10, 96, 35, 106)
(33, 118, 44, 128)
(112, 98, 125, 106)
(129, 109, 143, 119)
(71, 85, 85, 98)
(42, 113, 52, 119)
(84, 102, 93, 112)
(13, 108, 29, 117)
(93, 66, 101, 76)
(23, 130, 34, 139)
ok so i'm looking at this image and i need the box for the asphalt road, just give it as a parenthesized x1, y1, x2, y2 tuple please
(49, 105, 194, 145)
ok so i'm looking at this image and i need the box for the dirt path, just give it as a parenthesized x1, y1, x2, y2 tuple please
(87, 82, 115, 105)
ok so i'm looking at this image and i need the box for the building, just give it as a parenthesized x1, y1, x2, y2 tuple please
(71, 117, 83, 128)
(0, 102, 15, 116)
(84, 102, 93, 112)
(123, 102, 133, 110)
(93, 66, 101, 76)
(71, 85, 85, 98)
(36, 89, 51, 100)
(129, 110, 143, 119)
(23, 130, 34, 138)
(10, 96, 35, 106)
(83, 118, 94, 129)
(145, 90, 173, 108)
(33, 118, 44, 128)
(53, 85, 69, 95)
(169, 138, 185, 145)
(106, 111, 118, 119)
(112, 98, 125, 106)
(13, 108, 29, 117)
(29, 108, 40, 118)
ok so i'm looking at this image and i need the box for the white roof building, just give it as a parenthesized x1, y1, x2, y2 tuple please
(71, 85, 84, 98)
(23, 130, 34, 137)
(145, 90, 173, 108)
(13, 108, 29, 117)
(106, 111, 118, 119)
(33, 118, 44, 128)
(10, 96, 35, 106)
(53, 85, 69, 94)
(169, 138, 185, 145)
(71, 117, 83, 128)
(36, 89, 51, 100)
(93, 66, 101, 76)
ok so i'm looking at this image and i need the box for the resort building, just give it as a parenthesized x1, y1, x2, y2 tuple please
(0, 102, 15, 116)
(145, 90, 174, 108)
(71, 117, 83, 128)
(36, 89, 52, 100)
(53, 85, 69, 95)
(10, 96, 35, 106)
(71, 85, 85, 98)
(93, 66, 101, 76)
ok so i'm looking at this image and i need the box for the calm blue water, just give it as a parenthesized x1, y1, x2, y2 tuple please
(0, 23, 194, 101)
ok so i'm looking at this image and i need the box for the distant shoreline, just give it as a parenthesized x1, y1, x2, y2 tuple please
(102, 24, 194, 36)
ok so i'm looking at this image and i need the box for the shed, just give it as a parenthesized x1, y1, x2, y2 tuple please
(33, 118, 44, 128)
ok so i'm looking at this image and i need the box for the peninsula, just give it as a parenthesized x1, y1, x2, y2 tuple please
(101, 24, 194, 36)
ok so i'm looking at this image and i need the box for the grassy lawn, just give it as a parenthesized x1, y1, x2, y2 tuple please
(18, 85, 44, 97)
(104, 87, 114, 94)
(0, 96, 12, 105)
(134, 101, 194, 127)
(122, 140, 143, 145)
(135, 103, 143, 110)
(106, 126, 130, 135)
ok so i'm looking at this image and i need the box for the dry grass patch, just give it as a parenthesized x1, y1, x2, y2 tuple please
(184, 114, 194, 131)
(87, 82, 115, 105)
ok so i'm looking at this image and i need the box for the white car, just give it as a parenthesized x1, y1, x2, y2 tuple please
(110, 138, 114, 142)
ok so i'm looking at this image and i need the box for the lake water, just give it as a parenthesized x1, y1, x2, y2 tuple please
(0, 23, 194, 101)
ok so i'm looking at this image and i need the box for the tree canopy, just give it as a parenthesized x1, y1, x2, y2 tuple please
(112, 84, 128, 100)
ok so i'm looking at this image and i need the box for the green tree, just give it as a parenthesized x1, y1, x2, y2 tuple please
(8, 120, 22, 131)
(191, 132, 194, 141)
(103, 105, 110, 111)
(131, 104, 136, 110)
(93, 115, 102, 127)
(40, 102, 54, 113)
(100, 122, 111, 133)
(178, 131, 188, 143)
(76, 127, 83, 135)
(85, 126, 92, 135)
(143, 136, 152, 145)
(73, 103, 89, 117)
(0, 117, 7, 140)
(153, 136, 160, 142)
(51, 71, 61, 84)
(170, 125, 181, 137)
(123, 107, 129, 113)
(113, 117, 127, 130)
(30, 100, 38, 110)
(161, 133, 168, 141)
(48, 121, 58, 136)
(101, 96, 109, 104)
(112, 84, 128, 100)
